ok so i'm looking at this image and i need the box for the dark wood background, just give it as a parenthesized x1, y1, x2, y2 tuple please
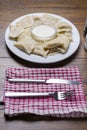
(0, 0, 87, 130)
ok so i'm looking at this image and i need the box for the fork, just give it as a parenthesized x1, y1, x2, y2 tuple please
(5, 90, 75, 100)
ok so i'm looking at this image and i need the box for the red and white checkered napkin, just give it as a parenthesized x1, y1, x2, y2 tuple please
(3, 66, 87, 117)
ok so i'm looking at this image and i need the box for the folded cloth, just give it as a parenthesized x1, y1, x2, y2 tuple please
(3, 66, 87, 117)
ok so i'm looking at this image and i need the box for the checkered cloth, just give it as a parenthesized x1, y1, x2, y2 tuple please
(3, 66, 87, 117)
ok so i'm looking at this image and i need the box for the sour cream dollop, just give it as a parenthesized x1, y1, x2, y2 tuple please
(31, 24, 56, 41)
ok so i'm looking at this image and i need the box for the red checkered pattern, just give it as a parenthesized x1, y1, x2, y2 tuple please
(3, 66, 87, 117)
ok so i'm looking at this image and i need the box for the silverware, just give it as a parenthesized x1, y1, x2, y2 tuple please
(5, 90, 75, 100)
(84, 18, 87, 38)
(8, 78, 79, 85)
(84, 18, 87, 50)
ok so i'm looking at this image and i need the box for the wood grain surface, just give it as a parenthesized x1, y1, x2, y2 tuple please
(0, 0, 87, 130)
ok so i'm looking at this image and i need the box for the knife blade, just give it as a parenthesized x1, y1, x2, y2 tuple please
(8, 78, 79, 85)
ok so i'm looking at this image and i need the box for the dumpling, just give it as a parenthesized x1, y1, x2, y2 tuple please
(39, 14, 60, 26)
(57, 22, 72, 33)
(33, 44, 49, 57)
(44, 34, 71, 53)
(17, 28, 31, 41)
(14, 36, 35, 54)
(9, 24, 24, 38)
(16, 16, 34, 29)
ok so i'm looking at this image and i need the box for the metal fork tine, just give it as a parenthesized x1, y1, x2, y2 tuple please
(60, 93, 65, 98)
(64, 90, 75, 98)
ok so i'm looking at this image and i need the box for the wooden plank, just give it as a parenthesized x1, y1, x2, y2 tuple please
(0, 0, 87, 9)
(0, 8, 87, 22)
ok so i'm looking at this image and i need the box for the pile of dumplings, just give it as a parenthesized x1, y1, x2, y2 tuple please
(9, 14, 72, 57)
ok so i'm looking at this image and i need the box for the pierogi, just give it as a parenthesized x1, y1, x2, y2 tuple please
(9, 14, 72, 57)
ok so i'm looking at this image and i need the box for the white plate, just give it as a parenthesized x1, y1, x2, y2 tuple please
(5, 13, 80, 64)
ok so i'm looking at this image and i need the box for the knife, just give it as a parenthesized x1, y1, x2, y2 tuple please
(8, 78, 79, 85)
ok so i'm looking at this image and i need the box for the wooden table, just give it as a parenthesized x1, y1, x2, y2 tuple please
(0, 0, 87, 130)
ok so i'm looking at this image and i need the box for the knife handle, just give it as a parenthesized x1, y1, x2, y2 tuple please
(8, 78, 46, 83)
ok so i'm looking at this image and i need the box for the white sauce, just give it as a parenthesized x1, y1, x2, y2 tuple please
(31, 25, 56, 40)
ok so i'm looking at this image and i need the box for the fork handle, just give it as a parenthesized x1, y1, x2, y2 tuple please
(5, 92, 49, 97)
